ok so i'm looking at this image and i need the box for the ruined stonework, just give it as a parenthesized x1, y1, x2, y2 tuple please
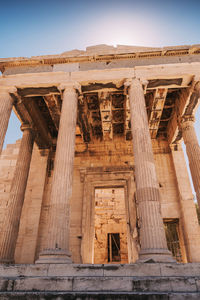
(0, 44, 200, 298)
(94, 187, 128, 264)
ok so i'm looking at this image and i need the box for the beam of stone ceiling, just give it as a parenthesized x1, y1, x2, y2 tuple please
(149, 88, 168, 139)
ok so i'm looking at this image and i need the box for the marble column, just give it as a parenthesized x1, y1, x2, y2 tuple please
(180, 115, 200, 207)
(0, 124, 34, 263)
(37, 82, 80, 263)
(127, 78, 173, 262)
(0, 88, 16, 155)
(171, 143, 200, 262)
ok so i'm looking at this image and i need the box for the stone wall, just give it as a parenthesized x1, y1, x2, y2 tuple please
(0, 140, 20, 230)
(94, 187, 128, 264)
(0, 138, 199, 263)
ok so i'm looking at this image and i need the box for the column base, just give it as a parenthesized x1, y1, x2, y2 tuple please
(138, 248, 176, 263)
(0, 258, 14, 264)
(36, 249, 72, 264)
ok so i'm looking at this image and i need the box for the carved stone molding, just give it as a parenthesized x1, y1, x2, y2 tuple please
(124, 78, 148, 94)
(80, 165, 135, 182)
(80, 166, 137, 264)
(59, 81, 81, 94)
(181, 115, 195, 124)
(0, 86, 17, 95)
(20, 123, 33, 132)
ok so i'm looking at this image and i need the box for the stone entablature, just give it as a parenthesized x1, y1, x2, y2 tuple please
(1, 44, 200, 75)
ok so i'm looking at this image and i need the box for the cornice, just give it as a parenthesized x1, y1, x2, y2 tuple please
(0, 44, 200, 73)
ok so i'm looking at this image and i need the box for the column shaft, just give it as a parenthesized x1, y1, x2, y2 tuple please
(37, 83, 78, 263)
(0, 90, 14, 154)
(128, 78, 173, 262)
(0, 125, 34, 263)
(181, 117, 200, 206)
(171, 144, 200, 262)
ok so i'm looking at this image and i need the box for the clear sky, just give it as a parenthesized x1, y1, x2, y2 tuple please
(1, 0, 200, 59)
(1, 0, 200, 195)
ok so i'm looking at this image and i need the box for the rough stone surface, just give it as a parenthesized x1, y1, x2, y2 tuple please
(94, 187, 128, 264)
(0, 264, 199, 299)
(0, 127, 34, 263)
(0, 90, 13, 154)
(0, 44, 200, 298)
(128, 78, 172, 262)
(37, 84, 78, 263)
(181, 117, 200, 208)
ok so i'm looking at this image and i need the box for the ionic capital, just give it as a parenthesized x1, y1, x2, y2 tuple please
(194, 81, 200, 92)
(58, 81, 81, 94)
(0, 86, 17, 96)
(180, 114, 195, 124)
(124, 78, 148, 94)
(169, 143, 181, 152)
(124, 78, 133, 88)
(20, 123, 33, 132)
(179, 115, 195, 135)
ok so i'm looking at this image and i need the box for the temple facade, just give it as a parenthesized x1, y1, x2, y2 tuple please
(0, 44, 200, 268)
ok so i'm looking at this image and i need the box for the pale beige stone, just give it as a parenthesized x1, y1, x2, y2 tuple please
(0, 45, 200, 269)
(0, 125, 33, 263)
(128, 78, 173, 262)
(37, 83, 79, 263)
(0, 90, 14, 154)
(14, 145, 49, 263)
(171, 143, 200, 262)
(181, 116, 200, 207)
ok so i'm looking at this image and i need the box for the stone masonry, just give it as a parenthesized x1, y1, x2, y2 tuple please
(94, 187, 128, 264)
(0, 44, 200, 298)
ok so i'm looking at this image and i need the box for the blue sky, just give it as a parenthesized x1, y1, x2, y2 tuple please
(1, 0, 200, 58)
(1, 0, 200, 194)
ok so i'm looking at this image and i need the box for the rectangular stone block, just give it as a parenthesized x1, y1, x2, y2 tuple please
(194, 278, 200, 292)
(169, 294, 200, 300)
(101, 277, 133, 291)
(0, 265, 25, 277)
(53, 63, 79, 72)
(103, 263, 161, 277)
(0, 279, 10, 291)
(132, 278, 171, 292)
(13, 277, 73, 291)
(73, 277, 133, 292)
(48, 264, 104, 277)
(160, 263, 200, 277)
(22, 264, 49, 277)
(171, 277, 197, 292)
(73, 277, 103, 291)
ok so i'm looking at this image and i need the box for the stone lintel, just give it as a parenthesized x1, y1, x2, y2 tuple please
(0, 63, 199, 88)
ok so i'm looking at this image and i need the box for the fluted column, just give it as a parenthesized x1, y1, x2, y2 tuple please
(0, 124, 34, 263)
(37, 82, 80, 263)
(180, 115, 200, 207)
(171, 143, 200, 262)
(0, 88, 16, 154)
(127, 78, 173, 262)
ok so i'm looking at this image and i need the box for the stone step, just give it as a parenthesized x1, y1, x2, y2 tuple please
(0, 291, 200, 300)
(0, 263, 200, 299)
(0, 263, 200, 277)
(0, 275, 199, 293)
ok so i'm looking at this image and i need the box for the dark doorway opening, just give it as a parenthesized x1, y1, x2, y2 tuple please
(164, 219, 182, 262)
(107, 233, 120, 262)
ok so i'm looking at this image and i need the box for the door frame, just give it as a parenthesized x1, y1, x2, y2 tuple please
(80, 166, 138, 263)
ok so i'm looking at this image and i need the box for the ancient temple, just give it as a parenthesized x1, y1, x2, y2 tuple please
(0, 44, 200, 298)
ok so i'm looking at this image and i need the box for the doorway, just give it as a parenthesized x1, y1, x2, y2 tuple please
(164, 219, 184, 262)
(94, 187, 128, 264)
(80, 167, 138, 264)
(107, 233, 120, 262)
